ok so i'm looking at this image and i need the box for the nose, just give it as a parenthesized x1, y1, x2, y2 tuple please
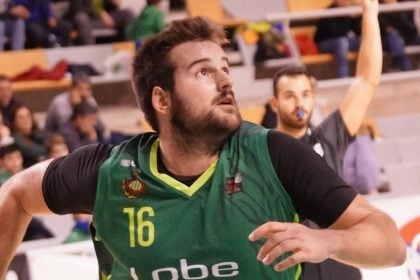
(295, 95, 304, 107)
(216, 70, 233, 92)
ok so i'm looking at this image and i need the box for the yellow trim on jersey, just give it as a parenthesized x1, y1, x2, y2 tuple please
(150, 140, 218, 197)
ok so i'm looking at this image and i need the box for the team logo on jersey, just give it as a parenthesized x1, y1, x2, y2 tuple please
(226, 172, 243, 194)
(312, 143, 324, 157)
(122, 170, 146, 199)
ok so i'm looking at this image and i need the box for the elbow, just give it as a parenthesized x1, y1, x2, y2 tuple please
(393, 238, 407, 266)
(384, 234, 407, 267)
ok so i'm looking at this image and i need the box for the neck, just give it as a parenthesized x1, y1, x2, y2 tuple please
(276, 122, 307, 139)
(158, 132, 219, 177)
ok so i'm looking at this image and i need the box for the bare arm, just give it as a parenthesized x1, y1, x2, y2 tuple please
(326, 195, 406, 267)
(249, 195, 406, 271)
(0, 160, 53, 277)
(339, 0, 382, 136)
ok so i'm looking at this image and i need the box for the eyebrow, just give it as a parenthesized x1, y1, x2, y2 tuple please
(187, 56, 230, 70)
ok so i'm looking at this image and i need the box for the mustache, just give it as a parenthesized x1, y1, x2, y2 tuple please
(212, 89, 236, 104)
(295, 107, 306, 119)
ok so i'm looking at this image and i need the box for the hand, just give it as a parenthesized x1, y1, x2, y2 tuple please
(248, 222, 333, 272)
(10, 5, 30, 19)
(100, 11, 115, 28)
(361, 0, 379, 17)
(48, 18, 57, 28)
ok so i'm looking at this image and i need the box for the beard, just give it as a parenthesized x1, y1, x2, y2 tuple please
(170, 89, 242, 155)
(277, 107, 313, 129)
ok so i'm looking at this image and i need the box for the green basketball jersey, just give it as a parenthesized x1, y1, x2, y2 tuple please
(93, 122, 301, 279)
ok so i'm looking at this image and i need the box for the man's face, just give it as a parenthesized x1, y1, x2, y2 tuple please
(13, 107, 33, 135)
(271, 74, 314, 129)
(75, 82, 92, 100)
(49, 143, 69, 159)
(168, 41, 241, 141)
(0, 80, 13, 106)
(75, 113, 97, 134)
(1, 151, 23, 175)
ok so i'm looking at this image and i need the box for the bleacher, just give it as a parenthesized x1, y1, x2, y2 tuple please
(374, 113, 420, 196)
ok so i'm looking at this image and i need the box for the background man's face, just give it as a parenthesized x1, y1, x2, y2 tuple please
(0, 80, 13, 106)
(271, 74, 315, 129)
(75, 82, 93, 100)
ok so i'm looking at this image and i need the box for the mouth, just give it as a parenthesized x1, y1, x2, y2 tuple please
(216, 95, 236, 106)
(295, 108, 306, 119)
(215, 92, 236, 106)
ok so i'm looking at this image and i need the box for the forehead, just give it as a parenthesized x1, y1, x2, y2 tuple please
(3, 150, 21, 158)
(276, 74, 312, 92)
(16, 107, 31, 115)
(170, 41, 227, 68)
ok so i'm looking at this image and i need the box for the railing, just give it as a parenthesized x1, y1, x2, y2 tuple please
(266, 1, 420, 21)
(259, 1, 420, 71)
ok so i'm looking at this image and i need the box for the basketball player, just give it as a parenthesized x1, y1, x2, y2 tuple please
(0, 16, 405, 279)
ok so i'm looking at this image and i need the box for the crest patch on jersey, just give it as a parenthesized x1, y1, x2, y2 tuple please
(122, 170, 146, 199)
(226, 172, 243, 194)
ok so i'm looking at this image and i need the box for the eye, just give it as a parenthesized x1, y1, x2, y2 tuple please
(222, 67, 230, 75)
(198, 68, 209, 76)
(302, 91, 312, 98)
(284, 93, 293, 100)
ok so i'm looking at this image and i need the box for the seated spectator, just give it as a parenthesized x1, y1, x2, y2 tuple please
(65, 0, 133, 45)
(45, 72, 102, 133)
(44, 133, 92, 243)
(59, 101, 109, 151)
(10, 104, 49, 167)
(10, 0, 72, 48)
(126, 0, 165, 48)
(379, 0, 419, 71)
(0, 0, 25, 50)
(343, 122, 389, 195)
(0, 114, 13, 147)
(0, 143, 22, 185)
(45, 133, 69, 158)
(0, 142, 53, 240)
(63, 213, 92, 243)
(0, 75, 22, 127)
(314, 0, 361, 78)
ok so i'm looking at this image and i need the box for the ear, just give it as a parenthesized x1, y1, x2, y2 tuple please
(151, 86, 170, 115)
(269, 96, 279, 114)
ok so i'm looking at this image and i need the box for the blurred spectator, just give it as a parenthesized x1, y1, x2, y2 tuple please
(63, 213, 92, 243)
(314, 0, 361, 78)
(0, 142, 53, 240)
(10, 0, 72, 48)
(45, 72, 101, 133)
(44, 132, 92, 243)
(0, 143, 22, 185)
(126, 0, 165, 47)
(343, 122, 383, 195)
(58, 101, 108, 151)
(0, 75, 22, 126)
(10, 104, 49, 167)
(45, 133, 69, 158)
(65, 0, 133, 45)
(0, 114, 13, 147)
(0, 0, 25, 50)
(379, 0, 419, 71)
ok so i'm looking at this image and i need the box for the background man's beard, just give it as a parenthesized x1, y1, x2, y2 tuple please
(170, 96, 241, 154)
(278, 110, 312, 129)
